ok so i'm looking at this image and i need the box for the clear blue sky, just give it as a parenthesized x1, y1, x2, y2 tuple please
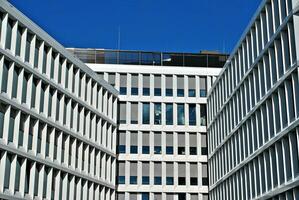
(9, 0, 261, 54)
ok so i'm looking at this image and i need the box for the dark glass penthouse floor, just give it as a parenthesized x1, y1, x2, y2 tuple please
(68, 48, 228, 68)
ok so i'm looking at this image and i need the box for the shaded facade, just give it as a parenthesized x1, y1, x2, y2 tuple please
(207, 0, 299, 199)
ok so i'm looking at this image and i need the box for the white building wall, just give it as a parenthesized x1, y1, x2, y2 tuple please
(87, 63, 222, 200)
(0, 0, 118, 199)
(207, 0, 299, 199)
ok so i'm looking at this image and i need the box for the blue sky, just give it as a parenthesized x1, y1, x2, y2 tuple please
(9, 0, 261, 54)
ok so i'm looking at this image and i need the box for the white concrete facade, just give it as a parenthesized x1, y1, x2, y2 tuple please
(207, 0, 299, 199)
(86, 63, 222, 200)
(0, 0, 118, 200)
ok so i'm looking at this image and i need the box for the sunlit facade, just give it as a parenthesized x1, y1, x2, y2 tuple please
(0, 0, 118, 199)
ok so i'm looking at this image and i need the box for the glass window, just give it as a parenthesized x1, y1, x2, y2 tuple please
(177, 104, 185, 125)
(166, 146, 173, 154)
(177, 89, 184, 97)
(118, 145, 125, 154)
(142, 146, 150, 154)
(120, 87, 127, 95)
(143, 88, 150, 96)
(142, 176, 149, 185)
(154, 75, 161, 96)
(200, 77, 207, 97)
(154, 103, 161, 125)
(154, 177, 162, 185)
(142, 103, 150, 124)
(178, 193, 186, 200)
(189, 104, 196, 126)
(154, 146, 161, 154)
(1, 60, 9, 93)
(130, 176, 137, 184)
(120, 74, 127, 95)
(130, 146, 138, 154)
(201, 133, 208, 155)
(166, 104, 173, 125)
(177, 76, 184, 97)
(131, 103, 138, 124)
(188, 76, 196, 97)
(178, 177, 186, 185)
(119, 102, 126, 124)
(166, 177, 174, 185)
(142, 193, 149, 200)
(190, 177, 198, 185)
(190, 147, 197, 155)
(178, 147, 185, 155)
(131, 74, 138, 95)
(118, 176, 125, 184)
(200, 105, 207, 126)
(143, 75, 150, 96)
(165, 75, 173, 96)
(166, 89, 173, 96)
(154, 88, 161, 96)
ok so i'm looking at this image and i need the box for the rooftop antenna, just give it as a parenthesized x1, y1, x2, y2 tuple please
(118, 26, 121, 50)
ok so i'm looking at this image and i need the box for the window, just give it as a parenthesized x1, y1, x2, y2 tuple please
(154, 132, 161, 154)
(154, 103, 161, 125)
(154, 146, 161, 154)
(189, 133, 197, 155)
(188, 76, 196, 97)
(178, 193, 186, 200)
(166, 177, 174, 185)
(200, 104, 207, 126)
(154, 75, 161, 96)
(131, 74, 138, 95)
(178, 133, 185, 155)
(130, 176, 137, 184)
(154, 177, 162, 185)
(142, 146, 149, 154)
(166, 75, 173, 96)
(142, 176, 149, 185)
(118, 145, 125, 154)
(166, 104, 173, 125)
(142, 103, 150, 124)
(118, 132, 126, 154)
(120, 74, 127, 95)
(142, 132, 150, 154)
(177, 76, 185, 97)
(178, 147, 185, 155)
(166, 146, 173, 154)
(108, 73, 115, 87)
(143, 75, 150, 96)
(118, 176, 125, 184)
(177, 104, 185, 125)
(130, 146, 138, 154)
(189, 104, 196, 126)
(1, 60, 9, 93)
(178, 177, 186, 185)
(119, 102, 126, 124)
(143, 88, 150, 96)
(142, 193, 149, 200)
(190, 147, 197, 155)
(202, 163, 208, 185)
(131, 103, 138, 124)
(190, 177, 198, 185)
(6, 19, 13, 50)
(120, 87, 127, 95)
(201, 134, 208, 155)
(200, 77, 207, 97)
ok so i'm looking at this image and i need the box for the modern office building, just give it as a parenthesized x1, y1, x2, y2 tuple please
(207, 0, 299, 199)
(0, 0, 118, 199)
(68, 48, 227, 200)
